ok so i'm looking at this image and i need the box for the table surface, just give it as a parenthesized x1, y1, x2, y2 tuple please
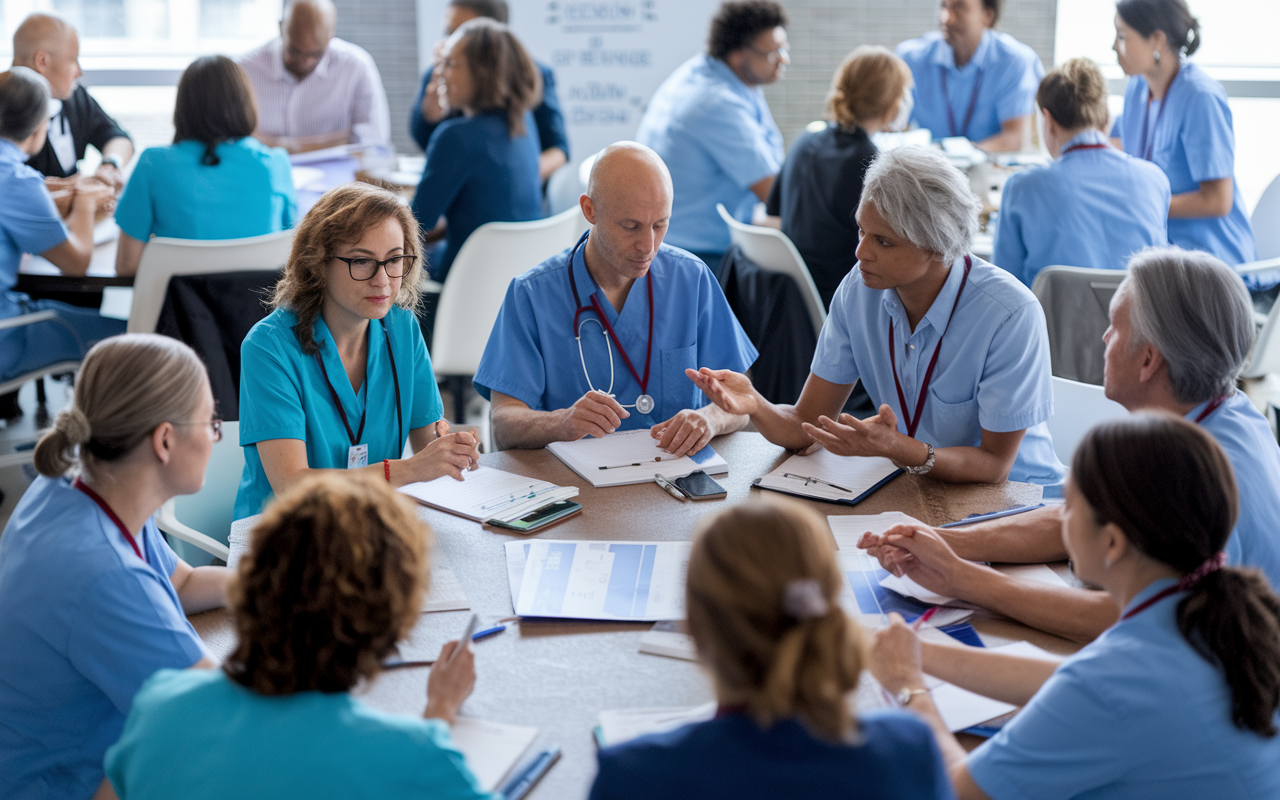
(191, 432, 1078, 799)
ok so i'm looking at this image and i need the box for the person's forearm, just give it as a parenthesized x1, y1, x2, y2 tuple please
(748, 394, 823, 449)
(919, 639, 1058, 706)
(896, 439, 1012, 484)
(102, 136, 133, 166)
(59, 204, 96, 275)
(1170, 181, 1233, 218)
(492, 404, 573, 451)
(538, 147, 568, 182)
(700, 402, 747, 438)
(938, 506, 1066, 562)
(906, 693, 970, 771)
(176, 566, 229, 614)
(975, 129, 1023, 153)
(950, 566, 1119, 643)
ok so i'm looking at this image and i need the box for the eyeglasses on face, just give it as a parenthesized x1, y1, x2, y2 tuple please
(748, 44, 790, 64)
(334, 254, 418, 281)
(174, 417, 223, 442)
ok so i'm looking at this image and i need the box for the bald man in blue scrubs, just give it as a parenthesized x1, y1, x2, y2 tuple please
(474, 142, 757, 454)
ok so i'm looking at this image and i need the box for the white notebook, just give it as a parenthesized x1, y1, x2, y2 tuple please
(638, 620, 697, 661)
(400, 466, 577, 523)
(450, 717, 538, 791)
(422, 567, 469, 613)
(547, 429, 727, 487)
(755, 448, 900, 505)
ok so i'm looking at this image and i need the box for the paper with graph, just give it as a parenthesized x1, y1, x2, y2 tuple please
(506, 540, 689, 621)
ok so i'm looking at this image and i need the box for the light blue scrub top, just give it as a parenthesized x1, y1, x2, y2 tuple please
(0, 476, 208, 800)
(635, 54, 784, 253)
(474, 236, 758, 428)
(106, 669, 495, 800)
(0, 139, 67, 317)
(115, 137, 296, 242)
(1194, 391, 1280, 587)
(993, 130, 1170, 286)
(968, 578, 1280, 799)
(812, 255, 1065, 485)
(897, 30, 1044, 142)
(1112, 63, 1263, 285)
(235, 305, 444, 519)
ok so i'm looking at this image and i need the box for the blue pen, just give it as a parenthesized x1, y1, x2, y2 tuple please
(939, 503, 1046, 528)
(471, 625, 506, 642)
(501, 745, 561, 800)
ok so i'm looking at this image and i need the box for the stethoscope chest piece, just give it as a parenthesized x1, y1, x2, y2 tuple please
(634, 394, 655, 415)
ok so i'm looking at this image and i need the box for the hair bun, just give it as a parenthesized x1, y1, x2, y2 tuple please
(55, 407, 91, 446)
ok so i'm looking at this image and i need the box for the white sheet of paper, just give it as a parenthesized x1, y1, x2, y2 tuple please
(511, 540, 688, 621)
(638, 621, 697, 661)
(828, 512, 929, 550)
(998, 563, 1071, 587)
(449, 717, 538, 791)
(423, 567, 469, 613)
(923, 641, 1061, 732)
(879, 573, 957, 605)
(547, 430, 727, 488)
(755, 449, 900, 503)
(400, 466, 576, 523)
(597, 702, 717, 747)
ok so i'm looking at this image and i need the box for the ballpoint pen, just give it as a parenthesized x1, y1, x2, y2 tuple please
(654, 474, 689, 501)
(781, 472, 853, 493)
(600, 456, 680, 470)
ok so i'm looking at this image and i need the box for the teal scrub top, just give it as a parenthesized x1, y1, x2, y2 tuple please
(106, 669, 495, 800)
(114, 137, 296, 242)
(235, 305, 443, 518)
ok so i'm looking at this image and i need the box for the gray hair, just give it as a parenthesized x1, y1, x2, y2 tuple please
(1119, 247, 1255, 404)
(858, 146, 979, 265)
(0, 66, 50, 143)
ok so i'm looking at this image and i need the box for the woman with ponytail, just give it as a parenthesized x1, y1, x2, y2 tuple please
(113, 54, 296, 275)
(0, 334, 230, 800)
(589, 498, 952, 800)
(870, 413, 1280, 799)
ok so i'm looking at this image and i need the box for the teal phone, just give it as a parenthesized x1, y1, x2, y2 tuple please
(488, 500, 583, 533)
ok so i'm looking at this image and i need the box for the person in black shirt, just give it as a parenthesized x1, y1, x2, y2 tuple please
(12, 13, 133, 192)
(764, 46, 912, 308)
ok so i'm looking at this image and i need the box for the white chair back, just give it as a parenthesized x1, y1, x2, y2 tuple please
(156, 421, 245, 563)
(546, 162, 583, 216)
(127, 230, 296, 334)
(715, 203, 826, 338)
(431, 206, 583, 376)
(1252, 173, 1280, 260)
(1047, 377, 1128, 464)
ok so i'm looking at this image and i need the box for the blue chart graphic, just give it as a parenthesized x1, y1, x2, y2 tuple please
(529, 542, 661, 618)
(845, 563, 983, 647)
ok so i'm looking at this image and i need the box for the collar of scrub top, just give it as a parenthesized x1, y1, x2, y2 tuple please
(1139, 63, 1181, 162)
(932, 29, 993, 138)
(1059, 128, 1111, 157)
(704, 52, 769, 113)
(566, 230, 656, 409)
(73, 476, 147, 563)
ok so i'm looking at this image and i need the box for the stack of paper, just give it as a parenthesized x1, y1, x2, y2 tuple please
(638, 621, 697, 661)
(504, 540, 689, 621)
(754, 448, 900, 505)
(450, 717, 538, 791)
(924, 641, 1060, 732)
(422, 567, 469, 613)
(547, 429, 727, 487)
(400, 466, 577, 523)
(596, 702, 717, 748)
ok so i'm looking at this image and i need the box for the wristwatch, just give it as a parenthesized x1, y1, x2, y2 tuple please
(897, 686, 931, 706)
(101, 154, 123, 170)
(903, 442, 936, 475)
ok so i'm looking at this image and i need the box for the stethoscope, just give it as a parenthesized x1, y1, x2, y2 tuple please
(566, 231, 656, 416)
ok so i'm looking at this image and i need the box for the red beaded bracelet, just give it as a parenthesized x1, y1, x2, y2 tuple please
(384, 459, 391, 483)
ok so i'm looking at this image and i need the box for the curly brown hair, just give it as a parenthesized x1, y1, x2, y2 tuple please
(270, 182, 425, 356)
(223, 473, 430, 695)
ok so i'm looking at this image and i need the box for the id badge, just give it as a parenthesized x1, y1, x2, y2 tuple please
(347, 444, 369, 469)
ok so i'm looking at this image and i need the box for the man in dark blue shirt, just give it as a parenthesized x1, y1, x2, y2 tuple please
(410, 0, 568, 182)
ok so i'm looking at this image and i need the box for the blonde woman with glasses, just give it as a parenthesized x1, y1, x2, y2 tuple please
(0, 333, 229, 800)
(234, 182, 479, 520)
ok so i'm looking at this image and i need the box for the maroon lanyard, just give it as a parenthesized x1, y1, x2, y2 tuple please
(940, 67, 983, 138)
(888, 256, 973, 439)
(74, 477, 146, 563)
(1061, 143, 1109, 155)
(1194, 395, 1227, 424)
(1138, 66, 1180, 162)
(1120, 583, 1181, 620)
(569, 241, 655, 398)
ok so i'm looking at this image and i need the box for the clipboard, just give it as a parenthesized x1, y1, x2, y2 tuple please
(753, 448, 902, 506)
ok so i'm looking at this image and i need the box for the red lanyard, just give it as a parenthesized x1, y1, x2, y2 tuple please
(1194, 395, 1227, 424)
(1138, 66, 1180, 162)
(940, 67, 983, 138)
(889, 256, 973, 439)
(569, 238, 655, 398)
(74, 477, 146, 563)
(1120, 583, 1182, 620)
(1061, 143, 1109, 155)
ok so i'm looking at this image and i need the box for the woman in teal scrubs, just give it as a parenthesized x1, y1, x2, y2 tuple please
(234, 182, 479, 519)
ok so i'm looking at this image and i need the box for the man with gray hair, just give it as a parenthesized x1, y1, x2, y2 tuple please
(474, 141, 757, 452)
(693, 145, 1064, 486)
(858, 246, 1280, 642)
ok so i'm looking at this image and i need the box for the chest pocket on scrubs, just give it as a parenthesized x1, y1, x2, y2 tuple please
(927, 387, 980, 445)
(662, 344, 698, 411)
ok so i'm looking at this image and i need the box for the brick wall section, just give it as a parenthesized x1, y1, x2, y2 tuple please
(762, 0, 1058, 146)
(333, 0, 420, 154)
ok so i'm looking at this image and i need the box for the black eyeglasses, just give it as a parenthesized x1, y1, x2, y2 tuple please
(335, 254, 418, 281)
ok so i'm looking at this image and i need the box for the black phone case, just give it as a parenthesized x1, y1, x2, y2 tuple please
(672, 470, 727, 500)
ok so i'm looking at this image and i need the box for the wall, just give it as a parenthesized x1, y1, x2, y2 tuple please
(333, 0, 420, 154)
(763, 0, 1058, 145)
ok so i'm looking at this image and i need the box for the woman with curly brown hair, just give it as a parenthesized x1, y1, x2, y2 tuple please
(105, 472, 489, 799)
(233, 181, 480, 519)
(589, 498, 952, 800)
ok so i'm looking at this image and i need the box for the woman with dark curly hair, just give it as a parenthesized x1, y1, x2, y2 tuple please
(233, 181, 480, 519)
(105, 472, 489, 799)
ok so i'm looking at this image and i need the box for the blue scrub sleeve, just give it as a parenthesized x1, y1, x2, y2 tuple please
(686, 94, 781, 189)
(406, 311, 443, 429)
(66, 568, 207, 715)
(1179, 89, 1236, 184)
(1109, 113, 1123, 140)
(409, 68, 439, 152)
(991, 177, 1030, 285)
(809, 275, 864, 386)
(975, 301, 1054, 432)
(534, 65, 570, 158)
(267, 149, 298, 229)
(993, 52, 1043, 124)
(238, 332, 309, 445)
(6, 171, 70, 256)
(411, 123, 471, 235)
(967, 666, 1129, 800)
(114, 151, 156, 243)
(472, 278, 550, 408)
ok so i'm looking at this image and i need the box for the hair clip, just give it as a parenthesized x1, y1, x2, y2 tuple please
(782, 578, 829, 620)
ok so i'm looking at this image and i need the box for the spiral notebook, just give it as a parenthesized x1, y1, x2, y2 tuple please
(754, 448, 901, 505)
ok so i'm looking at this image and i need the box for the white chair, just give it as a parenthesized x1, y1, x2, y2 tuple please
(715, 203, 826, 338)
(1031, 265, 1125, 385)
(1252, 173, 1280, 261)
(0, 312, 81, 469)
(1047, 377, 1128, 464)
(126, 230, 296, 334)
(155, 420, 244, 564)
(431, 206, 583, 420)
(1238, 257, 1280, 378)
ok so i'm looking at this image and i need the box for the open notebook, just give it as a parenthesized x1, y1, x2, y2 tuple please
(400, 466, 577, 523)
(754, 448, 901, 505)
(450, 717, 538, 791)
(547, 429, 727, 487)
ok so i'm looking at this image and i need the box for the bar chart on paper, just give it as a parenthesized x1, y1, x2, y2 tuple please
(505, 540, 689, 621)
